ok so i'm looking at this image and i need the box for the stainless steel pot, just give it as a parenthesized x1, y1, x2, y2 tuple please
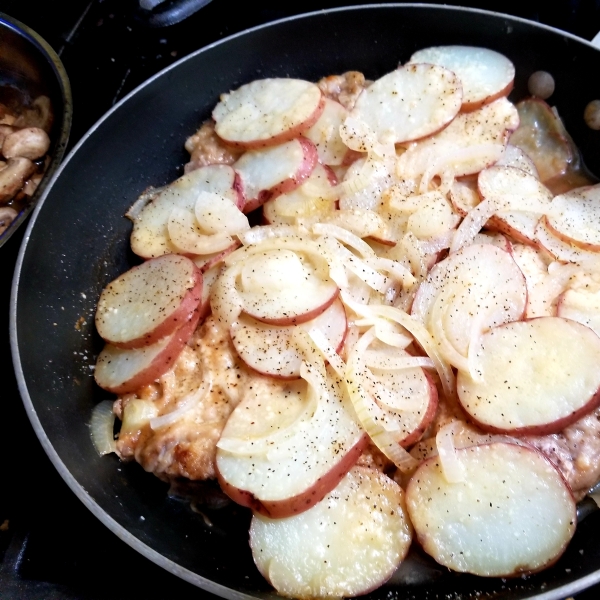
(0, 11, 71, 248)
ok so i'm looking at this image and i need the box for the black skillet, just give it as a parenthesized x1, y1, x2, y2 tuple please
(10, 4, 600, 599)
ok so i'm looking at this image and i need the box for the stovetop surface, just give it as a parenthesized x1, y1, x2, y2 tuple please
(2, 1, 600, 598)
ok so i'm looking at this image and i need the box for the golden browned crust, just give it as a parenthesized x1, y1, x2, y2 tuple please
(183, 119, 243, 173)
(316, 71, 369, 110)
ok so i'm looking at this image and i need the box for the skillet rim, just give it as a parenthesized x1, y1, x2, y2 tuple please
(9, 4, 600, 599)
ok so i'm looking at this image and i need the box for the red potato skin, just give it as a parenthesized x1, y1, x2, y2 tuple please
(231, 299, 349, 380)
(341, 148, 364, 166)
(399, 370, 440, 448)
(113, 268, 201, 349)
(230, 170, 246, 210)
(460, 80, 514, 113)
(193, 240, 241, 272)
(406, 441, 576, 577)
(534, 217, 600, 264)
(98, 258, 203, 349)
(457, 317, 600, 436)
(259, 163, 339, 226)
(366, 230, 397, 247)
(485, 214, 539, 247)
(243, 284, 340, 327)
(463, 386, 600, 437)
(322, 163, 339, 186)
(94, 308, 201, 395)
(534, 220, 563, 262)
(217, 96, 326, 151)
(448, 175, 480, 218)
(241, 137, 320, 214)
(216, 433, 369, 519)
(196, 286, 212, 323)
(543, 214, 600, 253)
(554, 290, 569, 318)
(255, 467, 413, 597)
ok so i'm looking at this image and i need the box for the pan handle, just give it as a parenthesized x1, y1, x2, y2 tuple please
(591, 31, 600, 49)
(135, 0, 213, 27)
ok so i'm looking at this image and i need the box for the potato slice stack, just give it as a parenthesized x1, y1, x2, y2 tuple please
(92, 44, 600, 597)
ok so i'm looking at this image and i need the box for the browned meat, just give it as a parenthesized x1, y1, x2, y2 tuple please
(116, 315, 252, 481)
(183, 119, 243, 172)
(317, 71, 369, 110)
(524, 408, 600, 501)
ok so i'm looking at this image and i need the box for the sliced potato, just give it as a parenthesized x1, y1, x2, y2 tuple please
(235, 137, 318, 213)
(406, 441, 576, 577)
(94, 311, 200, 394)
(408, 45, 515, 111)
(216, 367, 366, 518)
(95, 254, 202, 348)
(457, 317, 600, 434)
(213, 78, 324, 148)
(250, 466, 412, 599)
(341, 63, 463, 151)
(231, 298, 347, 379)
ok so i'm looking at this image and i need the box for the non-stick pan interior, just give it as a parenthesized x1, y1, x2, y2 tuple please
(11, 5, 600, 599)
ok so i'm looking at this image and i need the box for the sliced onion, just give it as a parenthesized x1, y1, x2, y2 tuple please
(276, 195, 333, 218)
(363, 256, 416, 289)
(341, 293, 455, 400)
(345, 258, 390, 294)
(341, 322, 361, 361)
(306, 327, 347, 378)
(349, 329, 422, 418)
(125, 186, 163, 222)
(418, 230, 455, 255)
(412, 423, 501, 464)
(343, 272, 373, 304)
(225, 236, 330, 280)
(168, 206, 234, 255)
(319, 236, 389, 294)
(322, 209, 385, 239)
(366, 372, 425, 413)
(466, 312, 487, 383)
(388, 192, 428, 214)
(365, 350, 434, 371)
(89, 400, 117, 456)
(435, 420, 466, 483)
(312, 222, 376, 257)
(341, 172, 371, 197)
(344, 360, 419, 472)
(450, 197, 495, 254)
(328, 255, 350, 289)
(371, 319, 412, 349)
(262, 359, 327, 461)
(217, 365, 317, 457)
(210, 262, 244, 329)
(428, 298, 471, 373)
(398, 232, 427, 282)
(340, 145, 395, 203)
(150, 381, 211, 430)
(195, 191, 250, 235)
(437, 168, 454, 196)
(121, 398, 159, 433)
(299, 359, 328, 406)
(238, 224, 304, 246)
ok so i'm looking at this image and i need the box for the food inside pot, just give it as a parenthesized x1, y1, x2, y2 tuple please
(90, 44, 600, 598)
(0, 84, 53, 235)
